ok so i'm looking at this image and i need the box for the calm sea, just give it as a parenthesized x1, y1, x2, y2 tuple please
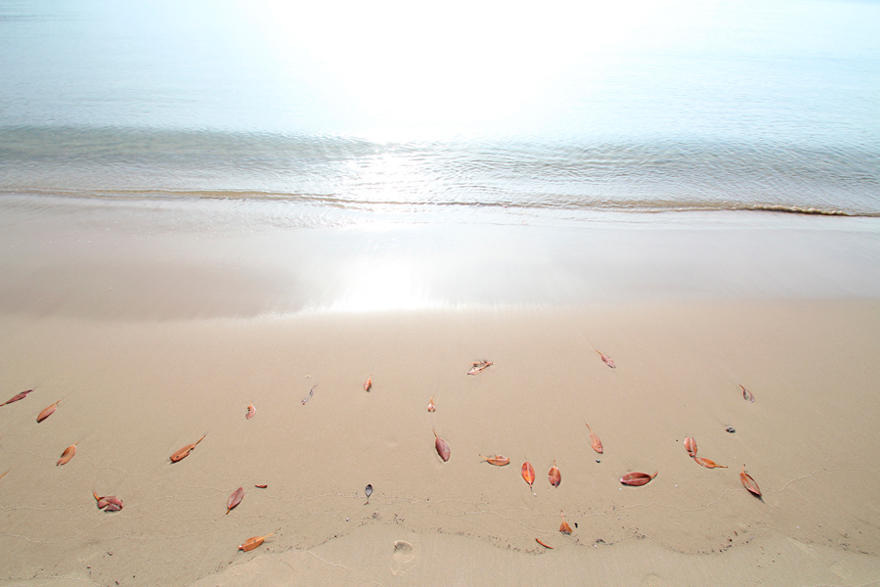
(1, 0, 878, 219)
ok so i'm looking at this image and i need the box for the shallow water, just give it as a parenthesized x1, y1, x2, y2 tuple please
(1, 0, 878, 216)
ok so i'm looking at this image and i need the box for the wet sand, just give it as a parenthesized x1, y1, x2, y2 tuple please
(1, 197, 879, 586)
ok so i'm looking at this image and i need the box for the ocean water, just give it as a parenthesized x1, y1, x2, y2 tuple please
(1, 0, 878, 219)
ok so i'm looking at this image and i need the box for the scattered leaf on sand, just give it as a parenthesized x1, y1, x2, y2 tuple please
(56, 443, 77, 466)
(585, 422, 604, 454)
(467, 361, 493, 375)
(254, 484, 268, 488)
(170, 435, 206, 463)
(559, 511, 573, 534)
(522, 462, 536, 492)
(301, 385, 316, 405)
(227, 487, 244, 514)
(620, 471, 657, 486)
(694, 457, 727, 469)
(548, 460, 561, 487)
(740, 385, 755, 403)
(596, 351, 616, 368)
(37, 400, 60, 423)
(246, 403, 256, 419)
(684, 437, 697, 458)
(535, 538, 553, 549)
(2, 389, 33, 406)
(479, 454, 510, 466)
(239, 533, 274, 552)
(740, 465, 762, 497)
(364, 375, 372, 392)
(427, 395, 435, 412)
(94, 491, 123, 512)
(433, 429, 450, 462)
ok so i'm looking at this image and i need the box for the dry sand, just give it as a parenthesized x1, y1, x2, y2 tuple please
(1, 300, 879, 586)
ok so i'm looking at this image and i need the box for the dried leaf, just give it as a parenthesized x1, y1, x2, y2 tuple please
(740, 465, 762, 497)
(559, 511, 572, 534)
(467, 360, 493, 375)
(2, 389, 34, 406)
(364, 375, 372, 392)
(301, 385, 316, 405)
(683, 437, 697, 458)
(596, 351, 616, 368)
(694, 457, 727, 469)
(740, 385, 755, 403)
(427, 395, 435, 412)
(93, 491, 123, 512)
(620, 471, 657, 486)
(479, 454, 510, 466)
(56, 443, 77, 466)
(535, 538, 553, 549)
(37, 400, 60, 423)
(239, 532, 274, 552)
(521, 462, 535, 489)
(433, 429, 450, 462)
(227, 487, 244, 514)
(585, 422, 603, 454)
(170, 435, 206, 463)
(254, 484, 268, 488)
(246, 403, 256, 419)
(548, 460, 561, 487)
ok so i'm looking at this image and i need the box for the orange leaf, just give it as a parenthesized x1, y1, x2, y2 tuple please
(740, 465, 762, 497)
(694, 457, 727, 469)
(683, 437, 697, 458)
(239, 532, 274, 552)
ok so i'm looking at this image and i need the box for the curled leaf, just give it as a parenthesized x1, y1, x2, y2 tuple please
(596, 351, 615, 368)
(364, 375, 372, 392)
(94, 491, 123, 512)
(740, 465, 762, 497)
(56, 443, 77, 466)
(683, 437, 697, 458)
(585, 422, 603, 454)
(559, 511, 572, 534)
(37, 400, 61, 423)
(2, 389, 33, 406)
(427, 395, 435, 412)
(433, 429, 450, 462)
(246, 403, 256, 419)
(467, 360, 493, 375)
(535, 538, 553, 549)
(694, 457, 727, 469)
(740, 385, 755, 403)
(479, 454, 510, 466)
(620, 471, 657, 486)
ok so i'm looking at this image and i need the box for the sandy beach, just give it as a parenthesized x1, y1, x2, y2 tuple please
(1, 198, 880, 586)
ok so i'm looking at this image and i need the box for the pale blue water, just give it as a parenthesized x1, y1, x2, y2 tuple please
(1, 0, 878, 217)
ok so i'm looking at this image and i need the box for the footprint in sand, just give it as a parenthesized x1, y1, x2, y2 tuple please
(390, 540, 418, 576)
